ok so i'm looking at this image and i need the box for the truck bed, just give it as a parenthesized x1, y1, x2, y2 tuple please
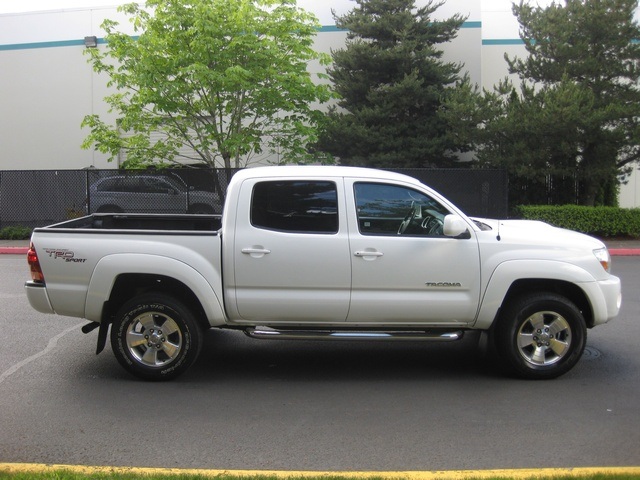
(37, 213, 223, 233)
(27, 212, 225, 324)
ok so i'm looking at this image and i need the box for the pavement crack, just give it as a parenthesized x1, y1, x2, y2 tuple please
(0, 321, 85, 384)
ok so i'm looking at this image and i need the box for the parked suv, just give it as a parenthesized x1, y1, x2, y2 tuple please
(88, 175, 220, 214)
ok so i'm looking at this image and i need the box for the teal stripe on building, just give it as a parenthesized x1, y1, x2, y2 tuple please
(482, 39, 524, 46)
(1, 21, 483, 51)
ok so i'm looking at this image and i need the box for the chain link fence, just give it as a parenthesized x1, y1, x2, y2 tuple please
(392, 168, 507, 220)
(0, 168, 507, 229)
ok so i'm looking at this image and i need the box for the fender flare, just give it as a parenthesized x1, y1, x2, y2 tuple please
(84, 253, 226, 326)
(475, 259, 598, 330)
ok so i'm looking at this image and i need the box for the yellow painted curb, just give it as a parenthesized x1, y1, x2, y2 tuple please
(1, 463, 640, 479)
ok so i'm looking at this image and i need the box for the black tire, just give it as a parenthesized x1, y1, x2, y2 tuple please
(96, 205, 124, 213)
(495, 293, 587, 380)
(110, 294, 203, 381)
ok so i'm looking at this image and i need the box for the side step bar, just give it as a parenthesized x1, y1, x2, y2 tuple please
(244, 327, 464, 342)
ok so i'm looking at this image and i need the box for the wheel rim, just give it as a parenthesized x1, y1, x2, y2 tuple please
(516, 311, 572, 367)
(125, 311, 183, 367)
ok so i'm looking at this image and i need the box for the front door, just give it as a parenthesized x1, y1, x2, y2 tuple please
(346, 180, 481, 326)
(230, 177, 351, 323)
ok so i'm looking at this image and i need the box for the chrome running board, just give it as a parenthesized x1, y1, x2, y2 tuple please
(244, 327, 464, 342)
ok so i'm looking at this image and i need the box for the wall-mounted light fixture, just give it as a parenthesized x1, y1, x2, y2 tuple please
(84, 36, 98, 48)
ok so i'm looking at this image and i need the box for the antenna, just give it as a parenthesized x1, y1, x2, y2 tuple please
(496, 221, 501, 241)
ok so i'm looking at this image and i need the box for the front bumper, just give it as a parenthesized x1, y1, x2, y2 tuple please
(590, 275, 622, 326)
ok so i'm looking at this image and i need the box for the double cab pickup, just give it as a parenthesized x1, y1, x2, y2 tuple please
(25, 166, 622, 380)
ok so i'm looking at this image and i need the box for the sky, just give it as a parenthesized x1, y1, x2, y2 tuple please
(0, 0, 137, 14)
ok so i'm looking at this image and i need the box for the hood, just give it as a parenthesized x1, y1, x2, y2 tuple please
(471, 218, 606, 252)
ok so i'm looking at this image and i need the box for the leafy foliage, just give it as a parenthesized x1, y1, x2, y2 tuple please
(0, 226, 32, 240)
(515, 205, 640, 237)
(82, 0, 333, 169)
(316, 0, 466, 168)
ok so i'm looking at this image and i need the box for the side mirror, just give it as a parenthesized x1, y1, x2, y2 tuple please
(443, 214, 470, 238)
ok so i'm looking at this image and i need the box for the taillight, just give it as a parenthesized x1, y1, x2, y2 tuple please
(27, 243, 45, 283)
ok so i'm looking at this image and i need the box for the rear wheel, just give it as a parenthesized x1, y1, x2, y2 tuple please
(110, 294, 203, 380)
(495, 293, 587, 380)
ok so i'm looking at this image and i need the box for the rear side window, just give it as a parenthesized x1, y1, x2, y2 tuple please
(96, 178, 123, 192)
(96, 177, 137, 193)
(140, 178, 174, 194)
(251, 181, 338, 234)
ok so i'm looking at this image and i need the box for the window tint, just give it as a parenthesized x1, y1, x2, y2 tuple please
(140, 178, 173, 194)
(354, 182, 449, 236)
(251, 181, 338, 234)
(96, 176, 185, 194)
(96, 178, 123, 192)
(97, 177, 135, 193)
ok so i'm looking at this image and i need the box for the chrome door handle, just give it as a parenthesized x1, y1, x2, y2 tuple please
(242, 247, 271, 255)
(354, 251, 383, 257)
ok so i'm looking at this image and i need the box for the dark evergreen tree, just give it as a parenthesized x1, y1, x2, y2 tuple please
(509, 0, 640, 206)
(316, 0, 466, 168)
(443, 0, 640, 206)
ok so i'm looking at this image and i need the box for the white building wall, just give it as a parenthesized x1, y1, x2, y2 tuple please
(0, 6, 133, 170)
(620, 167, 640, 209)
(0, 1, 482, 171)
(0, 0, 638, 206)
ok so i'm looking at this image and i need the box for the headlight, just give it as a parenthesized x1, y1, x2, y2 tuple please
(593, 247, 611, 273)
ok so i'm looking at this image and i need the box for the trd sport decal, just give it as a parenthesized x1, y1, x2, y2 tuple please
(44, 248, 87, 263)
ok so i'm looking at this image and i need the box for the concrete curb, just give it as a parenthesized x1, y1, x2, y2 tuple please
(0, 247, 29, 255)
(609, 248, 640, 256)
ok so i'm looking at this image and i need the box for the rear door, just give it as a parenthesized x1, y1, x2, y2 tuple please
(345, 180, 481, 326)
(229, 177, 351, 323)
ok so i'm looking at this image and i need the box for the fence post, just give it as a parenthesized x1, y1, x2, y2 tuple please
(85, 170, 91, 215)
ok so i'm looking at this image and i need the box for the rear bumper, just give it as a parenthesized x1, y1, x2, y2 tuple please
(24, 281, 55, 314)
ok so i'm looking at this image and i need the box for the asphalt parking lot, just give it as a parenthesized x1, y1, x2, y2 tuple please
(0, 251, 639, 473)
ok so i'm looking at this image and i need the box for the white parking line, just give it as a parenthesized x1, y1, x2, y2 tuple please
(0, 321, 85, 384)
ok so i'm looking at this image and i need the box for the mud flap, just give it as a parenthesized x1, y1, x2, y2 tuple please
(81, 321, 110, 354)
(96, 321, 110, 355)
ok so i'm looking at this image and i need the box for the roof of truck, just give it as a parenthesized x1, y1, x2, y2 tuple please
(231, 165, 424, 186)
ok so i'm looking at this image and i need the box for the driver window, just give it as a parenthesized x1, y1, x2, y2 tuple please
(354, 182, 449, 236)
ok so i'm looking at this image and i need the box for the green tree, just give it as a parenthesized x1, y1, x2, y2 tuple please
(316, 0, 466, 168)
(82, 0, 333, 170)
(444, 76, 604, 205)
(444, 0, 640, 206)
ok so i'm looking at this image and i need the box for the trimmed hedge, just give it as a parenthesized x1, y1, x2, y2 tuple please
(0, 226, 32, 240)
(514, 205, 640, 238)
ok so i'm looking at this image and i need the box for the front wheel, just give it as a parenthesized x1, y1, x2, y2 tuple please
(495, 293, 587, 380)
(110, 294, 203, 380)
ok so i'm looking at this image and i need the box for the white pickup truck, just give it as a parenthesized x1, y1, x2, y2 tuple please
(25, 166, 621, 380)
